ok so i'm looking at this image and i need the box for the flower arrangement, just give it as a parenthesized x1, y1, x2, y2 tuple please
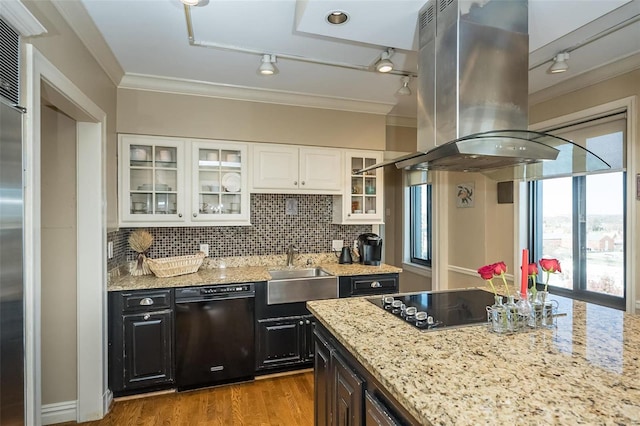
(539, 258, 562, 292)
(477, 261, 511, 296)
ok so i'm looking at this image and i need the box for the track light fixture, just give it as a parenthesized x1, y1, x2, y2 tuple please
(180, 0, 201, 5)
(397, 76, 411, 95)
(258, 54, 278, 76)
(549, 52, 570, 74)
(375, 48, 395, 73)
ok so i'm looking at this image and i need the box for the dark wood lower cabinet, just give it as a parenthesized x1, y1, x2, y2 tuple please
(333, 353, 363, 426)
(109, 289, 175, 395)
(256, 314, 315, 371)
(123, 310, 173, 389)
(364, 391, 402, 426)
(314, 325, 419, 426)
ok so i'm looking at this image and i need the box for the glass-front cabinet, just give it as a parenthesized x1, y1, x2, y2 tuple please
(191, 141, 248, 223)
(119, 135, 249, 226)
(333, 150, 384, 224)
(120, 135, 186, 224)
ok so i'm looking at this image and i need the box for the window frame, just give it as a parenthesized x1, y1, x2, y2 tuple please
(409, 183, 432, 267)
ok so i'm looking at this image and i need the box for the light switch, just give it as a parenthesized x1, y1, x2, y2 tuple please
(107, 241, 113, 259)
(332, 240, 343, 251)
(200, 244, 209, 257)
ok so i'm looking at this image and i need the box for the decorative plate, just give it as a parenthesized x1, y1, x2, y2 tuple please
(222, 172, 241, 192)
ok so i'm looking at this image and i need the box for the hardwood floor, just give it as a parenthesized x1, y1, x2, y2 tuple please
(60, 371, 314, 426)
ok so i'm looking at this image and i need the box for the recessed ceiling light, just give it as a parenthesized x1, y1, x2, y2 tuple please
(327, 11, 349, 25)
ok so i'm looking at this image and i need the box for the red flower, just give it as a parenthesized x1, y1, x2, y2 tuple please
(540, 258, 561, 273)
(526, 262, 538, 276)
(493, 261, 507, 275)
(477, 265, 495, 280)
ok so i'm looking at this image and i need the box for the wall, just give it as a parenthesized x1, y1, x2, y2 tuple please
(24, 0, 118, 229)
(530, 68, 640, 307)
(40, 105, 77, 404)
(108, 194, 371, 265)
(117, 88, 386, 150)
(446, 173, 515, 289)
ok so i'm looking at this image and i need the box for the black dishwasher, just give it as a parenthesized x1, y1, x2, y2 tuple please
(175, 283, 255, 391)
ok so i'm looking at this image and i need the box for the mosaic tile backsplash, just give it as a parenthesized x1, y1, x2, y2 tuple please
(107, 194, 372, 269)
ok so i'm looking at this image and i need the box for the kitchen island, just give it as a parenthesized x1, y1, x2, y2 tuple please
(307, 291, 640, 425)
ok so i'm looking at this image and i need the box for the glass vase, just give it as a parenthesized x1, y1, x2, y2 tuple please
(538, 291, 559, 328)
(515, 291, 531, 330)
(529, 291, 544, 328)
(487, 295, 507, 333)
(504, 295, 519, 332)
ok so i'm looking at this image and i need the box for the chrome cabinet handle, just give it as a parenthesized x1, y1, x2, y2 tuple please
(193, 213, 197, 217)
(370, 281, 382, 288)
(299, 321, 304, 326)
(305, 320, 311, 325)
(139, 297, 154, 306)
(178, 213, 183, 218)
(143, 314, 151, 320)
(294, 181, 298, 186)
(301, 181, 305, 185)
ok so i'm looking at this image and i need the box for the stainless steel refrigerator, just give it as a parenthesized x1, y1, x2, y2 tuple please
(0, 98, 25, 424)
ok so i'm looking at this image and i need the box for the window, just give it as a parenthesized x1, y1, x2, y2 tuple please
(529, 113, 626, 309)
(410, 183, 432, 266)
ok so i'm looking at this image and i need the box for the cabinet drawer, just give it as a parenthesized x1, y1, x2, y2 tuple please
(348, 274, 399, 296)
(121, 289, 173, 313)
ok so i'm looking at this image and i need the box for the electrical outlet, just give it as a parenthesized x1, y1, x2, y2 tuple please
(200, 244, 209, 257)
(107, 241, 113, 259)
(332, 240, 343, 251)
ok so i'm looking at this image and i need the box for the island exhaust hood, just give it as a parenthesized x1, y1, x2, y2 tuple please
(362, 0, 609, 181)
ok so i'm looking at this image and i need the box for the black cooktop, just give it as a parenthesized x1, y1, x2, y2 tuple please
(367, 289, 496, 330)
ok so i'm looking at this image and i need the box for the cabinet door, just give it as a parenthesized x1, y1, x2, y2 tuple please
(252, 144, 299, 190)
(365, 391, 402, 426)
(119, 135, 186, 225)
(299, 147, 342, 191)
(347, 151, 383, 222)
(191, 141, 249, 224)
(256, 317, 304, 370)
(122, 310, 173, 390)
(314, 331, 333, 426)
(333, 353, 363, 426)
(303, 315, 316, 361)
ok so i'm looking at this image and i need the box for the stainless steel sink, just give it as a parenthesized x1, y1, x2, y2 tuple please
(268, 267, 331, 280)
(267, 268, 337, 305)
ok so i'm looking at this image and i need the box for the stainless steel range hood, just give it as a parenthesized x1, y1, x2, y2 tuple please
(363, 0, 610, 181)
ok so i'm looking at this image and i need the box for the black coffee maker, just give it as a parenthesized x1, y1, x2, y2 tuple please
(357, 233, 383, 266)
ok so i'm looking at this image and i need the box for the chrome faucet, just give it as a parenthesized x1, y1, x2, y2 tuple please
(286, 244, 299, 267)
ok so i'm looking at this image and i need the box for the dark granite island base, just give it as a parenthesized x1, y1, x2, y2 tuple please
(307, 292, 640, 425)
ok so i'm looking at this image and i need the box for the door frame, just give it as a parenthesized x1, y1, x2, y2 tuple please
(24, 44, 108, 423)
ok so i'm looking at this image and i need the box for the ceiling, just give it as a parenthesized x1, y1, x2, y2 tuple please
(76, 0, 640, 118)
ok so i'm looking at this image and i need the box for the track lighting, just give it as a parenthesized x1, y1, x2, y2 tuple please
(375, 48, 394, 73)
(180, 0, 201, 5)
(258, 54, 278, 76)
(397, 76, 411, 95)
(549, 52, 570, 74)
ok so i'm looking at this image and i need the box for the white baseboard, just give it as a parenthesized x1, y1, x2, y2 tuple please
(42, 400, 76, 425)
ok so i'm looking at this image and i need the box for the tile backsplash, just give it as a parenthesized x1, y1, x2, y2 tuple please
(108, 194, 372, 269)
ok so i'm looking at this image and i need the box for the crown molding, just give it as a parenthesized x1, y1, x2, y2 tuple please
(51, 0, 124, 86)
(119, 73, 395, 115)
(529, 53, 640, 106)
(0, 0, 46, 36)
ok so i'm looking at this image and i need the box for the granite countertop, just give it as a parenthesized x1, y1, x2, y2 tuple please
(108, 261, 401, 292)
(307, 291, 640, 425)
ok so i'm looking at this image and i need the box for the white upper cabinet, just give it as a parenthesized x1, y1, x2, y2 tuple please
(251, 144, 343, 193)
(119, 134, 250, 227)
(119, 135, 186, 224)
(333, 150, 384, 224)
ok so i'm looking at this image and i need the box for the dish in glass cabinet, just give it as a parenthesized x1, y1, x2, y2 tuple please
(222, 172, 241, 192)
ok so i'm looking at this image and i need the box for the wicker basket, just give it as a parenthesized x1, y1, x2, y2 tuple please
(146, 252, 206, 278)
